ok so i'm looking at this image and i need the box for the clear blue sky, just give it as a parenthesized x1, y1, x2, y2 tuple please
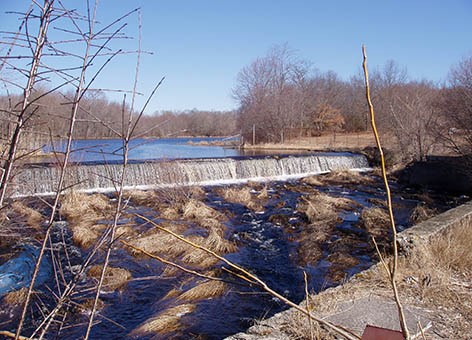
(1, 1, 471, 113)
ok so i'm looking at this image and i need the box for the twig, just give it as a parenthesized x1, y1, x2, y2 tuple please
(304, 271, 314, 340)
(362, 44, 410, 340)
(0, 330, 39, 340)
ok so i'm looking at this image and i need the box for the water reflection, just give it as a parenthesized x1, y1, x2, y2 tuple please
(43, 137, 312, 162)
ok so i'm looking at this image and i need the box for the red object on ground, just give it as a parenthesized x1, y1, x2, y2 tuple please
(361, 325, 405, 340)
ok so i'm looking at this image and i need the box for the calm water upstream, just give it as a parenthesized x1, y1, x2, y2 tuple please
(45, 137, 310, 163)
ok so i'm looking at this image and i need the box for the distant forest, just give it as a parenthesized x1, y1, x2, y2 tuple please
(0, 91, 237, 140)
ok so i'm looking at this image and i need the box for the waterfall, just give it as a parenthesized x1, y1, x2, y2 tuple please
(13, 153, 370, 196)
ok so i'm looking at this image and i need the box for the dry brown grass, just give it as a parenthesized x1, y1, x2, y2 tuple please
(127, 225, 189, 258)
(3, 287, 28, 306)
(131, 303, 195, 336)
(299, 193, 357, 224)
(156, 186, 206, 204)
(409, 204, 438, 224)
(318, 170, 375, 186)
(70, 223, 104, 248)
(87, 265, 132, 291)
(284, 223, 472, 340)
(221, 186, 252, 204)
(77, 298, 105, 313)
(293, 192, 360, 266)
(215, 186, 265, 212)
(128, 222, 236, 269)
(176, 280, 226, 302)
(198, 218, 226, 234)
(360, 207, 390, 237)
(160, 206, 180, 220)
(124, 189, 156, 204)
(60, 192, 114, 248)
(391, 224, 472, 339)
(10, 201, 43, 228)
(257, 186, 269, 200)
(242, 132, 379, 151)
(61, 191, 112, 221)
(182, 199, 226, 221)
(295, 224, 333, 266)
(300, 175, 324, 187)
(325, 253, 361, 283)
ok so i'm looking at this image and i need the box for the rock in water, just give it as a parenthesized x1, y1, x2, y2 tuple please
(0, 246, 51, 295)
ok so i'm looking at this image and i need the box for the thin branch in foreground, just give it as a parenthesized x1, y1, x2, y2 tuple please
(362, 44, 410, 340)
(304, 271, 315, 340)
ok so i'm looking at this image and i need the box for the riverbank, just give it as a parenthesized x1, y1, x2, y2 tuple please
(240, 132, 378, 152)
(225, 200, 472, 340)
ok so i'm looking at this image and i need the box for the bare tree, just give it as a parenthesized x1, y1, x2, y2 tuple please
(437, 55, 472, 158)
(233, 44, 312, 143)
(0, 0, 54, 207)
(384, 81, 441, 161)
(0, 2, 147, 339)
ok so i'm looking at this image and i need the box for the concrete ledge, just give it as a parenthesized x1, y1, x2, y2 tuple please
(225, 200, 472, 340)
(398, 200, 472, 253)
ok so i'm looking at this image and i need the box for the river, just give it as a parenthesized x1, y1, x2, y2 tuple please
(45, 137, 310, 163)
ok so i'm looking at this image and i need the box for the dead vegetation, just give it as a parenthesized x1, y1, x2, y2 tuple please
(282, 223, 472, 340)
(59, 192, 116, 249)
(325, 253, 361, 283)
(3, 287, 29, 306)
(409, 204, 438, 224)
(60, 191, 112, 221)
(176, 279, 226, 302)
(127, 220, 236, 271)
(293, 192, 360, 266)
(299, 192, 358, 224)
(87, 265, 132, 291)
(10, 201, 43, 228)
(214, 186, 265, 212)
(130, 303, 196, 337)
(182, 199, 226, 221)
(359, 207, 390, 237)
(302, 170, 375, 188)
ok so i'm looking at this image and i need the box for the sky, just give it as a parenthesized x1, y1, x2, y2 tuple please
(1, 0, 471, 114)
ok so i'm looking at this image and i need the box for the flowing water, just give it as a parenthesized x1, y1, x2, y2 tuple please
(13, 153, 369, 196)
(0, 174, 426, 340)
(2, 147, 432, 339)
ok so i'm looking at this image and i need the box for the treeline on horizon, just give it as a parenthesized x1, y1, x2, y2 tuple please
(1, 43, 471, 162)
(0, 91, 237, 140)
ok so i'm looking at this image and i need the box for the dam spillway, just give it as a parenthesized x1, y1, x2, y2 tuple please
(13, 153, 370, 196)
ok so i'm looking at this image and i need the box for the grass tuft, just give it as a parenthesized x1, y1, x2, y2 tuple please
(61, 191, 112, 221)
(176, 280, 226, 302)
(3, 287, 28, 306)
(87, 265, 132, 291)
(409, 204, 438, 224)
(131, 303, 195, 336)
(183, 199, 225, 221)
(359, 207, 390, 237)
